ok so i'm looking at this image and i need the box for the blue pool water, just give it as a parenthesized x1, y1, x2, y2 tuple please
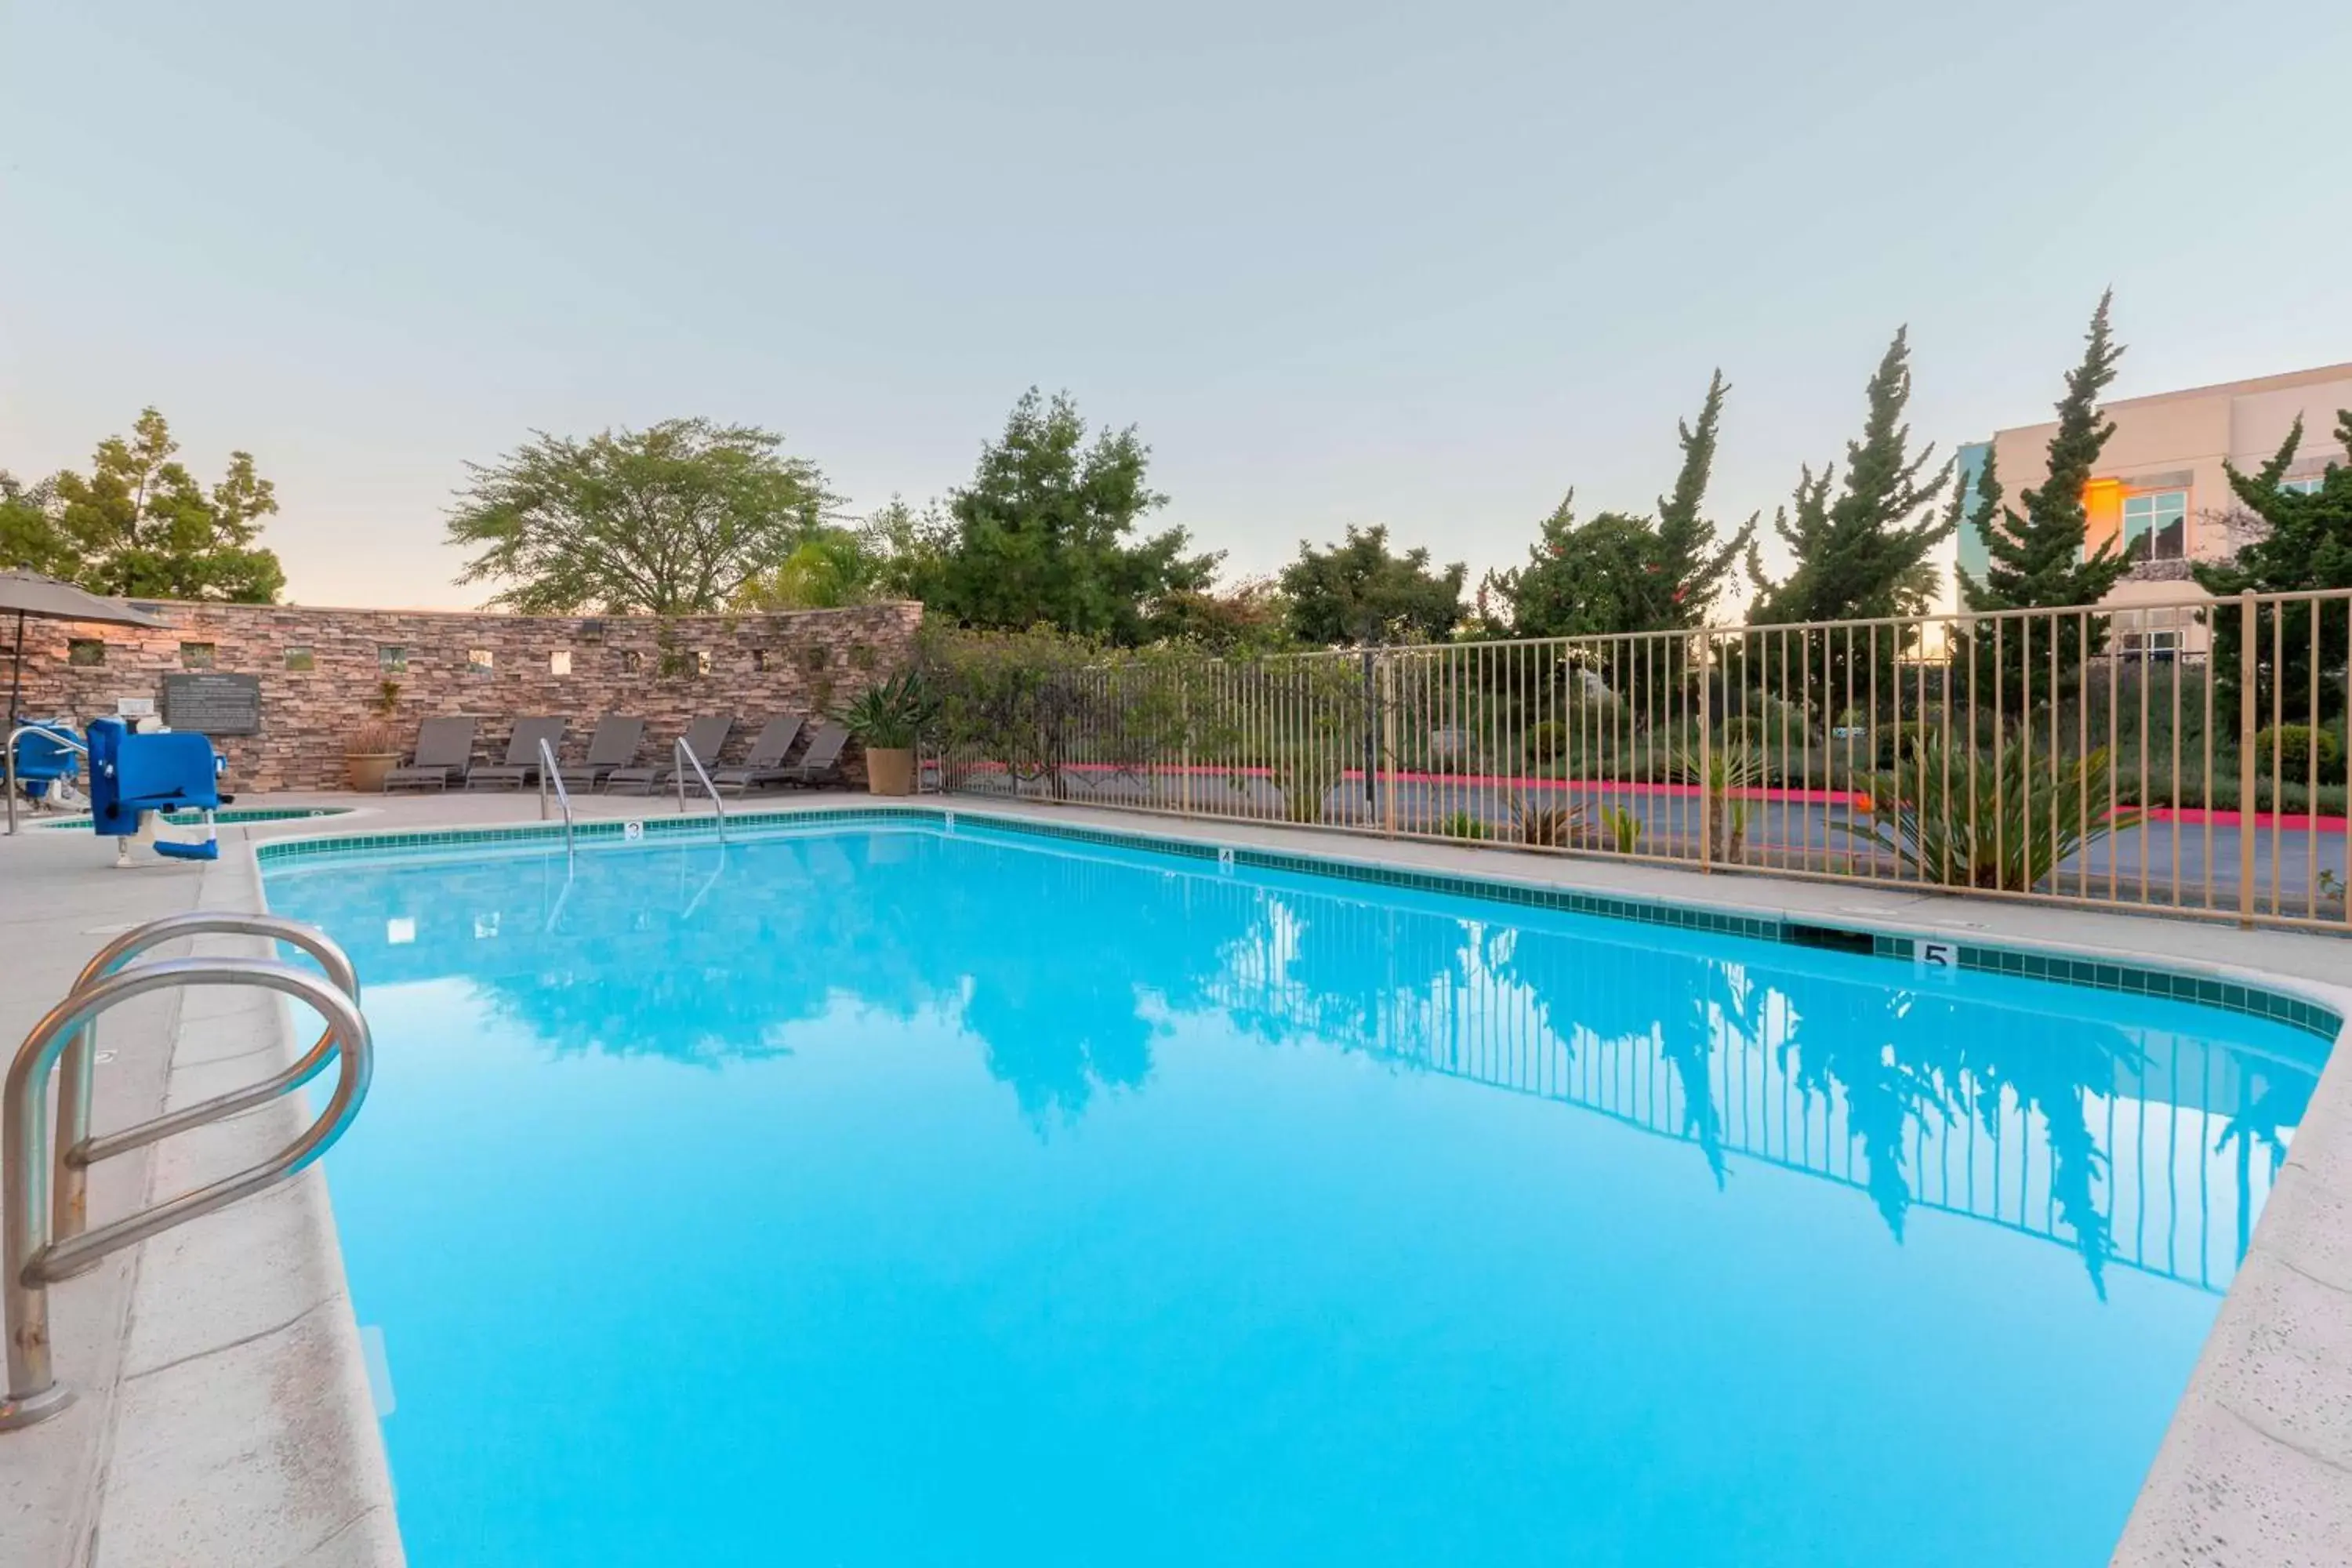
(262, 823, 2329, 1567)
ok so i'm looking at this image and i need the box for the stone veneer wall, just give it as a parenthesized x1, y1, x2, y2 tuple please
(12, 600, 926, 791)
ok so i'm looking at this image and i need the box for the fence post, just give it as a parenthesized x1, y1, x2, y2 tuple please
(1380, 654, 1398, 837)
(2237, 590, 2257, 926)
(1697, 632, 1713, 873)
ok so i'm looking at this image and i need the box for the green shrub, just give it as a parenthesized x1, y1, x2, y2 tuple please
(1439, 810, 1494, 841)
(2253, 723, 2347, 783)
(1875, 720, 1935, 768)
(1523, 720, 1567, 766)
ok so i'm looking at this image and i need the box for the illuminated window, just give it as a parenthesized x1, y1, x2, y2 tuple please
(550, 650, 572, 676)
(2122, 489, 2187, 562)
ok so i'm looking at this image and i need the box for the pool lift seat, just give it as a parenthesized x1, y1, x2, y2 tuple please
(87, 716, 227, 862)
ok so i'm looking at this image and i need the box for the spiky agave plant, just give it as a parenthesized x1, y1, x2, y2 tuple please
(1838, 728, 2141, 892)
(1668, 736, 1767, 862)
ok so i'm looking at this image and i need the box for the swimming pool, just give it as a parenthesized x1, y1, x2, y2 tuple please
(262, 816, 2332, 1567)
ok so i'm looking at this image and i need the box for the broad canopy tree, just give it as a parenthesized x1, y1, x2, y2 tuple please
(8, 408, 288, 602)
(924, 389, 1220, 645)
(447, 418, 836, 615)
(1490, 370, 1755, 638)
(1279, 524, 1466, 645)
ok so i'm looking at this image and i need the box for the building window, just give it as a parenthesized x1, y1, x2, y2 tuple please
(284, 646, 315, 672)
(2122, 489, 2187, 562)
(67, 638, 106, 668)
(467, 648, 495, 677)
(180, 641, 216, 670)
(2280, 476, 2325, 495)
(379, 645, 408, 674)
(550, 650, 572, 676)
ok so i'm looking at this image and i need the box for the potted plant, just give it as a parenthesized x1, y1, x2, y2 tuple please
(836, 671, 937, 797)
(347, 681, 403, 792)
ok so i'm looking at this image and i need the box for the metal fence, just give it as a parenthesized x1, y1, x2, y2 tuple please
(925, 589, 2351, 931)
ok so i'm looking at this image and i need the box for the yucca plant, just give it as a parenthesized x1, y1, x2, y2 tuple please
(1506, 791, 1584, 848)
(1668, 737, 1766, 862)
(834, 670, 940, 750)
(1839, 728, 2141, 892)
(1599, 803, 1644, 855)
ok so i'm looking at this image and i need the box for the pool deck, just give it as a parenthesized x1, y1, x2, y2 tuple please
(2, 787, 2347, 1567)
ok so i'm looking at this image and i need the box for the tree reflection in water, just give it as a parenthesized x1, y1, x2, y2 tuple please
(270, 826, 2325, 1292)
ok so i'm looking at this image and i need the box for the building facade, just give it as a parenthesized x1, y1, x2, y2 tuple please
(1957, 361, 2352, 654)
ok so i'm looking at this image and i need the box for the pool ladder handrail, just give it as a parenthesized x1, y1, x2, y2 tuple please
(4, 723, 92, 837)
(673, 736, 727, 842)
(0, 913, 373, 1431)
(537, 735, 575, 857)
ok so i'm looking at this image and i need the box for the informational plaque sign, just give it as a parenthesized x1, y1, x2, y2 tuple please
(161, 673, 264, 736)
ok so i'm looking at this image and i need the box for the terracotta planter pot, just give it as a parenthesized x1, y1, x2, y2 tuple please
(347, 753, 398, 792)
(865, 747, 915, 797)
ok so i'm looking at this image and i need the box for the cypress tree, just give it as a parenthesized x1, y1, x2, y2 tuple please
(1958, 292, 2129, 710)
(2196, 410, 2352, 728)
(1750, 327, 1954, 628)
(1652, 369, 1757, 628)
(1748, 328, 1954, 718)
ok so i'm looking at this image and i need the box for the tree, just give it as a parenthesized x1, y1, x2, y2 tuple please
(1749, 328, 1954, 628)
(1148, 579, 1294, 653)
(2194, 409, 2352, 725)
(45, 408, 285, 601)
(446, 418, 835, 615)
(927, 389, 1219, 644)
(1486, 372, 1755, 640)
(1651, 369, 1758, 627)
(1958, 292, 2131, 709)
(1487, 497, 1665, 638)
(1279, 524, 1465, 645)
(1, 472, 69, 577)
(734, 526, 884, 610)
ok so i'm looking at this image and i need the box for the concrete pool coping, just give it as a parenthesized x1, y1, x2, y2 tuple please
(7, 789, 2349, 1566)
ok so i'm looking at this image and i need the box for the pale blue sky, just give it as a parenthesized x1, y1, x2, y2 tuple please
(5, 0, 2348, 609)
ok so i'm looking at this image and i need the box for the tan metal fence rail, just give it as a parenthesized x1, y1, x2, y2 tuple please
(927, 588, 2351, 931)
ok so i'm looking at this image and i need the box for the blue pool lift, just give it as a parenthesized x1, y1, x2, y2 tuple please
(88, 717, 227, 861)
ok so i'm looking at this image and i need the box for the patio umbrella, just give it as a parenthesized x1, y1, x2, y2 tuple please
(0, 570, 169, 724)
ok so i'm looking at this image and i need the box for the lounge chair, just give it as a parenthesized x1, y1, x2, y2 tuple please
(466, 716, 568, 789)
(604, 715, 734, 793)
(709, 716, 804, 794)
(768, 722, 848, 789)
(383, 716, 477, 792)
(557, 716, 644, 789)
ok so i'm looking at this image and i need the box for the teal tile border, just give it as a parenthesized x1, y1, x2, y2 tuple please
(254, 804, 2345, 1044)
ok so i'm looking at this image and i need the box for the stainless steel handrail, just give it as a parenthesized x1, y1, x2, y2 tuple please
(537, 735, 575, 856)
(50, 912, 360, 1252)
(2, 955, 372, 1430)
(673, 736, 727, 842)
(4, 724, 91, 837)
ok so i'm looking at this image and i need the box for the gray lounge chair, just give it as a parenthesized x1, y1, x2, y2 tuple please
(604, 715, 734, 793)
(768, 723, 848, 789)
(710, 716, 804, 794)
(466, 716, 567, 789)
(382, 716, 477, 793)
(557, 716, 644, 789)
